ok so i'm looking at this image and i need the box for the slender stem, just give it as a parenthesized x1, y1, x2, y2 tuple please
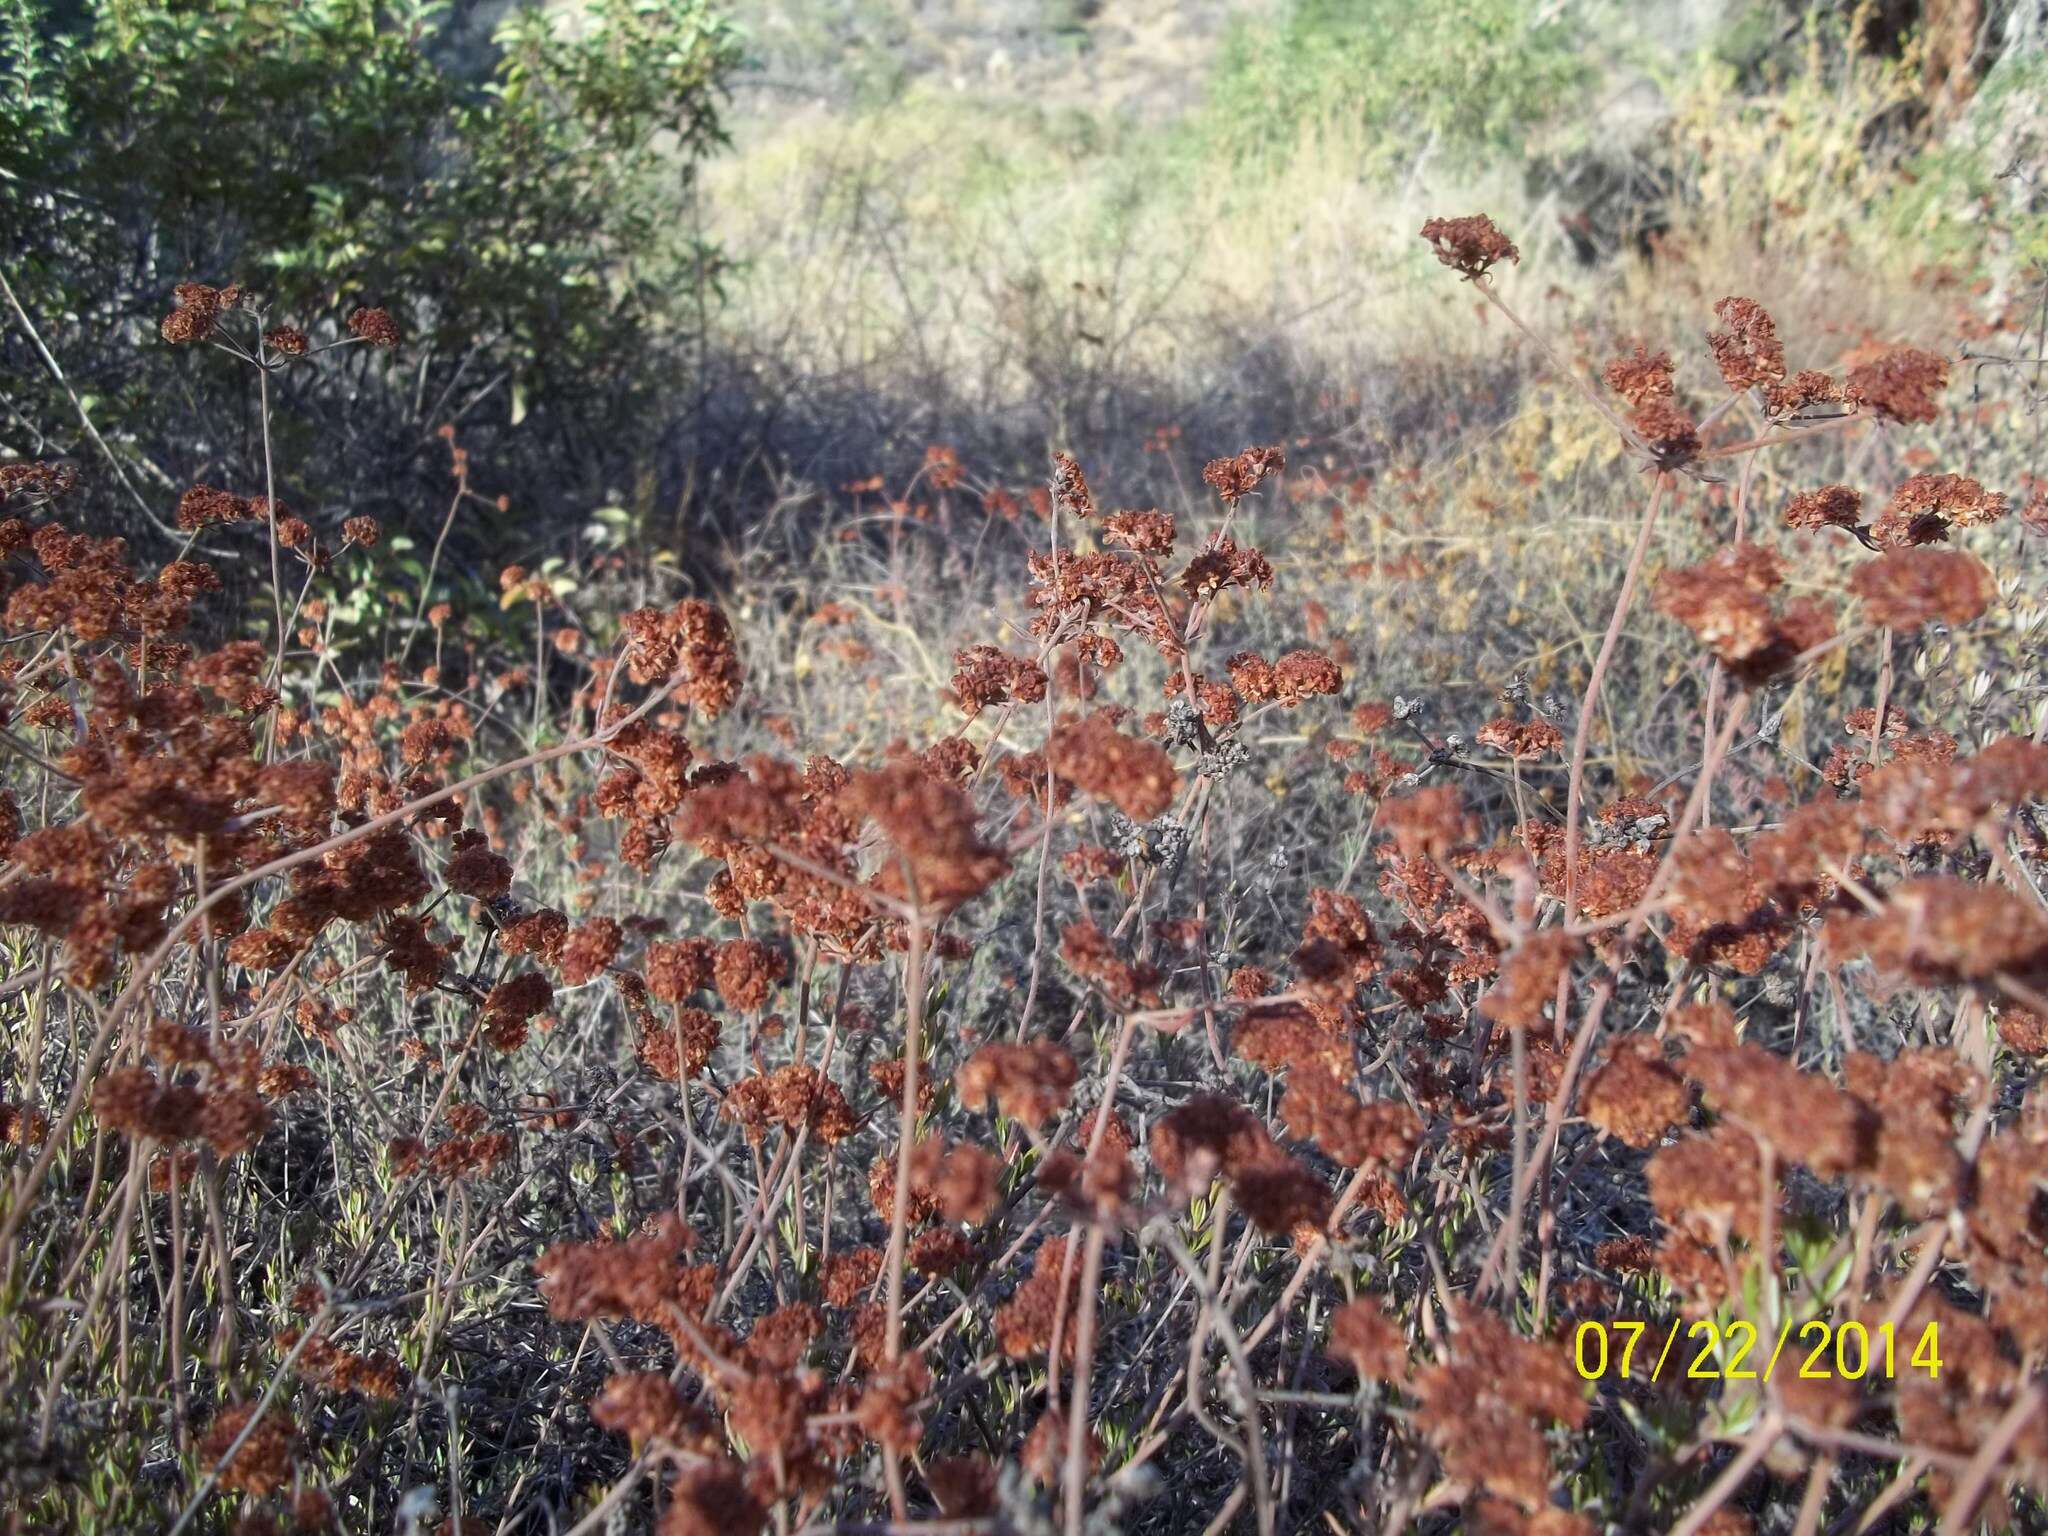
(1062, 1222, 1108, 1536)
(259, 356, 287, 694)
(882, 927, 924, 1361)
(1562, 472, 1671, 925)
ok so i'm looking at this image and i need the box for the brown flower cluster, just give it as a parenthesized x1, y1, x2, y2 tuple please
(1419, 215, 1519, 278)
(1475, 714, 1563, 759)
(91, 1034, 293, 1159)
(1227, 647, 1343, 707)
(1849, 547, 1994, 630)
(1654, 541, 1834, 683)
(956, 1038, 1076, 1127)
(993, 1236, 1083, 1361)
(1706, 296, 1786, 391)
(1411, 1304, 1587, 1510)
(1843, 344, 1948, 423)
(345, 305, 401, 348)
(1629, 398, 1701, 465)
(199, 1403, 296, 1496)
(950, 644, 1047, 716)
(1200, 445, 1286, 504)
(1045, 708, 1177, 821)
(1603, 344, 1674, 407)
(1178, 535, 1276, 602)
(1870, 471, 2008, 548)
(160, 281, 243, 344)
(1151, 1093, 1331, 1234)
(1580, 1035, 1688, 1148)
(1783, 482, 1863, 534)
(841, 762, 1009, 911)
(276, 1325, 407, 1400)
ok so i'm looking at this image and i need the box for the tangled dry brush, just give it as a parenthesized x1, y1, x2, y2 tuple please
(2, 220, 2048, 1535)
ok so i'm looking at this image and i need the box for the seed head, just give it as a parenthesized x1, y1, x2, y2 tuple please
(346, 306, 401, 348)
(1419, 215, 1519, 279)
(1707, 297, 1786, 390)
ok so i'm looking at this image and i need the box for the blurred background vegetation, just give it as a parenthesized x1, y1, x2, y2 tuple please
(3, 0, 2045, 615)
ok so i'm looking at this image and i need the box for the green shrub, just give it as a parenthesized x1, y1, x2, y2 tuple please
(1196, 0, 1591, 171)
(0, 0, 739, 546)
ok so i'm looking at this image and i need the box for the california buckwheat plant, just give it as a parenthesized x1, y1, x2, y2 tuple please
(2, 198, 2047, 1536)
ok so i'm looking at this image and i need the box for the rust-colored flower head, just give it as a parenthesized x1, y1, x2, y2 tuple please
(950, 644, 1046, 717)
(1475, 714, 1563, 759)
(1059, 919, 1164, 1008)
(557, 916, 621, 985)
(445, 831, 512, 899)
(1764, 367, 1845, 418)
(1409, 1304, 1586, 1509)
(1655, 542, 1834, 682)
(840, 761, 1008, 910)
(177, 485, 249, 531)
(1271, 647, 1343, 704)
(645, 936, 715, 1001)
(1843, 345, 1948, 423)
(993, 1236, 1083, 1362)
(1201, 445, 1286, 505)
(1325, 1294, 1410, 1383)
(1281, 1069, 1420, 1168)
(1872, 472, 2008, 550)
(670, 599, 743, 716)
(590, 1372, 716, 1452)
(856, 1351, 931, 1449)
(1581, 1035, 1688, 1148)
(1151, 1094, 1272, 1190)
(1783, 483, 1864, 533)
(1603, 344, 1674, 407)
(200, 1403, 296, 1496)
(1020, 1404, 1100, 1486)
(1684, 1042, 1875, 1176)
(1380, 784, 1475, 861)
(660, 1460, 766, 1536)
(1827, 876, 2048, 989)
(921, 442, 963, 490)
(501, 906, 568, 964)
(1046, 708, 1177, 821)
(1848, 548, 1993, 630)
(1100, 507, 1176, 553)
(161, 282, 228, 344)
(1706, 297, 1787, 391)
(1180, 538, 1275, 602)
(0, 460, 79, 506)
(1629, 398, 1700, 466)
(1997, 1004, 2048, 1056)
(264, 325, 309, 358)
(925, 1455, 999, 1518)
(1050, 451, 1096, 519)
(1477, 930, 1578, 1032)
(1420, 215, 1519, 279)
(956, 1038, 1076, 1127)
(1647, 1123, 1771, 1243)
(712, 937, 788, 1012)
(346, 306, 401, 348)
(636, 1005, 719, 1083)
